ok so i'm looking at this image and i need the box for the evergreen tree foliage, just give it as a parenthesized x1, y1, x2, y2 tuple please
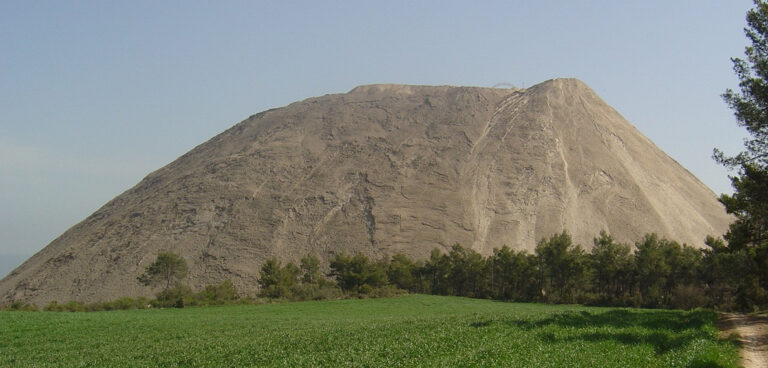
(299, 254, 322, 285)
(590, 231, 633, 298)
(329, 253, 387, 294)
(535, 232, 588, 303)
(387, 253, 417, 291)
(718, 0, 768, 171)
(718, 0, 768, 250)
(634, 234, 675, 306)
(258, 258, 300, 298)
(137, 252, 189, 291)
(488, 245, 538, 301)
(714, 0, 768, 309)
(445, 244, 486, 298)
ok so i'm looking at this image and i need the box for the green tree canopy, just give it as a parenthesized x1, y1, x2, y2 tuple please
(387, 253, 417, 291)
(713, 0, 768, 309)
(718, 0, 768, 170)
(137, 252, 188, 291)
(300, 254, 322, 285)
(489, 245, 538, 301)
(258, 258, 300, 298)
(589, 231, 633, 297)
(535, 231, 588, 303)
(717, 0, 768, 251)
(329, 253, 387, 294)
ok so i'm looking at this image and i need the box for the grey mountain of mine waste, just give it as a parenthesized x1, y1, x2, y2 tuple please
(0, 78, 731, 305)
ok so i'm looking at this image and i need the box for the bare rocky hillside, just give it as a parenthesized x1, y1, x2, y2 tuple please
(0, 79, 731, 305)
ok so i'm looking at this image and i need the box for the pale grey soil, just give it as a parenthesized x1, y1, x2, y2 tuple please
(720, 313, 768, 368)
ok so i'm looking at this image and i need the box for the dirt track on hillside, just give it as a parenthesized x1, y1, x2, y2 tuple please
(719, 313, 768, 368)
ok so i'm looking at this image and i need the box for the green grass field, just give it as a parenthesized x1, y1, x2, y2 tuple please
(0, 295, 738, 367)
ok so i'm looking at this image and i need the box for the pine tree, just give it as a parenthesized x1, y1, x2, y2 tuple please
(715, 0, 768, 309)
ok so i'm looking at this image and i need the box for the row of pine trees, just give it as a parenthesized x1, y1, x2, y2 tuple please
(259, 231, 752, 311)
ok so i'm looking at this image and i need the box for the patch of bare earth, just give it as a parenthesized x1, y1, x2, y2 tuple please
(719, 313, 768, 368)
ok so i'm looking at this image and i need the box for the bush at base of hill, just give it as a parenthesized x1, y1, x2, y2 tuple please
(1, 302, 39, 311)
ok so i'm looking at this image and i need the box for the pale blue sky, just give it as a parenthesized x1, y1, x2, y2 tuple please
(0, 1, 754, 267)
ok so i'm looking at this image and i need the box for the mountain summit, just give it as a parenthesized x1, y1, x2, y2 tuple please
(0, 79, 730, 304)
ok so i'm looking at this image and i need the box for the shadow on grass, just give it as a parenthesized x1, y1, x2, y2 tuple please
(471, 309, 736, 367)
(506, 309, 711, 333)
(536, 329, 698, 355)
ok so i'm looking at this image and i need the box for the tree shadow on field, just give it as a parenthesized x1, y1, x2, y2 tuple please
(472, 309, 731, 366)
(512, 309, 708, 331)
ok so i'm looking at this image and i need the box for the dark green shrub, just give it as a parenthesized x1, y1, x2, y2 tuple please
(288, 283, 343, 301)
(670, 284, 710, 310)
(258, 259, 300, 298)
(329, 253, 387, 293)
(44, 301, 87, 312)
(154, 283, 194, 308)
(198, 280, 238, 304)
(3, 301, 39, 311)
(371, 285, 406, 298)
(387, 254, 417, 291)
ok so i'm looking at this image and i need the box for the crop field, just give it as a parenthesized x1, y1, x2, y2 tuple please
(0, 295, 738, 367)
